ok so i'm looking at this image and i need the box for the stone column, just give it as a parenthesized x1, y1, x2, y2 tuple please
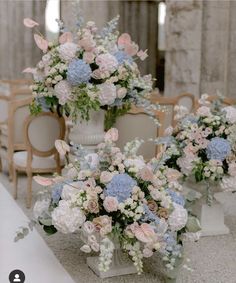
(165, 0, 203, 97)
(0, 0, 46, 79)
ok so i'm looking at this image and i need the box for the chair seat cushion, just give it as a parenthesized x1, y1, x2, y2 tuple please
(13, 151, 63, 169)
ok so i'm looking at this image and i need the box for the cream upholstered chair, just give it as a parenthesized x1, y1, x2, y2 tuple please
(0, 96, 32, 180)
(115, 105, 165, 160)
(13, 112, 65, 208)
(150, 92, 196, 128)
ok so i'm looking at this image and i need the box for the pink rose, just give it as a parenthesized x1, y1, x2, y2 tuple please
(93, 215, 112, 236)
(228, 162, 236, 177)
(87, 199, 99, 214)
(138, 166, 154, 182)
(197, 106, 211, 117)
(104, 128, 119, 142)
(78, 34, 96, 51)
(165, 168, 182, 182)
(59, 32, 73, 44)
(23, 18, 39, 28)
(100, 171, 113, 184)
(103, 196, 118, 212)
(143, 248, 153, 258)
(83, 52, 95, 64)
(22, 67, 37, 74)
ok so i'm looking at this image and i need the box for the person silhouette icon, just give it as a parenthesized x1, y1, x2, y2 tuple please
(13, 274, 21, 282)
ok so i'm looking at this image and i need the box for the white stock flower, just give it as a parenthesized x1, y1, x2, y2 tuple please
(168, 203, 188, 231)
(51, 200, 85, 233)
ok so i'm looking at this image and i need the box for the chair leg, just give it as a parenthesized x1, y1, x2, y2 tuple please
(26, 171, 33, 209)
(13, 168, 18, 199)
(0, 156, 2, 172)
(9, 161, 13, 182)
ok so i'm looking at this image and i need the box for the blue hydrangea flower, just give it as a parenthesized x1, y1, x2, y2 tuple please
(67, 59, 92, 85)
(35, 97, 50, 112)
(181, 115, 198, 127)
(166, 189, 185, 206)
(164, 233, 179, 253)
(105, 173, 137, 203)
(114, 51, 133, 65)
(52, 182, 64, 204)
(141, 204, 160, 225)
(206, 137, 231, 161)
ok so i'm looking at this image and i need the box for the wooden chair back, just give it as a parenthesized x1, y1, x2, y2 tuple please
(150, 92, 196, 127)
(24, 112, 65, 158)
(195, 95, 236, 109)
(115, 105, 166, 160)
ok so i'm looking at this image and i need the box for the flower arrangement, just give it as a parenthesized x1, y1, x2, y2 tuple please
(23, 16, 155, 128)
(161, 94, 236, 198)
(30, 129, 200, 274)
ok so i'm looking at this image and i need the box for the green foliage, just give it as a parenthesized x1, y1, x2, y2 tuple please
(193, 162, 204, 182)
(43, 225, 57, 235)
(104, 103, 131, 131)
(29, 101, 42, 115)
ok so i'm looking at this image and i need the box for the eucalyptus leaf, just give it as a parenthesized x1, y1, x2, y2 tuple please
(43, 225, 57, 235)
(186, 216, 201, 233)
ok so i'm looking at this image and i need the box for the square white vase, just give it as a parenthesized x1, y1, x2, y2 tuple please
(184, 182, 229, 236)
(87, 249, 137, 278)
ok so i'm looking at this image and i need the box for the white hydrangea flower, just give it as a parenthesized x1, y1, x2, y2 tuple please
(97, 83, 116, 106)
(58, 42, 78, 62)
(168, 203, 188, 231)
(33, 199, 50, 219)
(51, 200, 85, 233)
(223, 106, 236, 124)
(61, 182, 81, 201)
(54, 80, 71, 105)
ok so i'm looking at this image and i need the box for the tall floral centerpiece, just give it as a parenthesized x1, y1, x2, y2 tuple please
(159, 94, 236, 235)
(26, 129, 200, 280)
(23, 17, 155, 148)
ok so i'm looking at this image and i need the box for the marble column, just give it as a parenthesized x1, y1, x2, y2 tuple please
(0, 0, 46, 80)
(165, 0, 236, 99)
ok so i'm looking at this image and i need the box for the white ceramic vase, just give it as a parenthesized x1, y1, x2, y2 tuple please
(184, 180, 229, 236)
(68, 110, 105, 152)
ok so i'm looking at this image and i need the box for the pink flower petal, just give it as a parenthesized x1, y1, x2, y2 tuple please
(118, 33, 131, 47)
(59, 32, 73, 44)
(22, 67, 37, 74)
(137, 49, 148, 61)
(124, 43, 139, 56)
(33, 176, 54, 187)
(34, 34, 48, 53)
(23, 18, 39, 28)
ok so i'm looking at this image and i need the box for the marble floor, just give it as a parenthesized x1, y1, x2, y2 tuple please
(1, 169, 236, 283)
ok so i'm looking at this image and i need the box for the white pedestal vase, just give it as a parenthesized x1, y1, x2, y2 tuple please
(184, 180, 229, 236)
(86, 238, 137, 278)
(68, 110, 105, 153)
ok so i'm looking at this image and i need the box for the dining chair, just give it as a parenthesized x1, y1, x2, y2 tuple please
(195, 95, 236, 109)
(150, 92, 196, 128)
(13, 112, 65, 208)
(115, 105, 166, 160)
(0, 96, 32, 180)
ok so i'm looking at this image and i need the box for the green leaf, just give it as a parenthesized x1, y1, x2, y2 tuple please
(43, 225, 57, 235)
(186, 216, 201, 233)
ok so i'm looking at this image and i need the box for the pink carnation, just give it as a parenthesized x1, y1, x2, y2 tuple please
(100, 171, 114, 184)
(103, 196, 118, 212)
(58, 42, 78, 62)
(197, 106, 211, 117)
(104, 128, 119, 142)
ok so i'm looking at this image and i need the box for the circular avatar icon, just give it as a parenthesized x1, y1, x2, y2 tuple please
(9, 270, 25, 283)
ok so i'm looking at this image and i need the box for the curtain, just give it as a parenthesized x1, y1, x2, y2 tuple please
(0, 0, 46, 79)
